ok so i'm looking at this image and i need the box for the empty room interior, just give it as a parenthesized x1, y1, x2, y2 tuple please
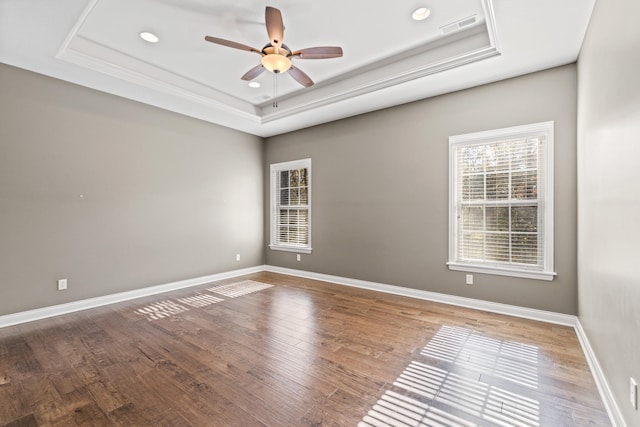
(1, 0, 639, 426)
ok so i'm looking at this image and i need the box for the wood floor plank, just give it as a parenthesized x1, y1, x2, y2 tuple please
(0, 388, 20, 426)
(1, 414, 38, 427)
(0, 272, 610, 426)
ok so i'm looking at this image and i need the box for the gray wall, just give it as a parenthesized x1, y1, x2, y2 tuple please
(265, 64, 578, 314)
(577, 0, 640, 425)
(0, 64, 264, 316)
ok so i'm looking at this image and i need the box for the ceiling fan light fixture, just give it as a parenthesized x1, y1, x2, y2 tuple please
(412, 7, 431, 21)
(261, 54, 292, 74)
(248, 82, 261, 88)
(139, 31, 159, 43)
(204, 6, 341, 87)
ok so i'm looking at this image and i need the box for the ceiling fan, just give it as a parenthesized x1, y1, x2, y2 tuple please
(204, 6, 343, 88)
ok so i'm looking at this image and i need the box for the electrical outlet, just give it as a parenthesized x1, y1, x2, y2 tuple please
(236, 254, 240, 261)
(57, 279, 67, 291)
(631, 377, 638, 410)
(466, 274, 473, 285)
(296, 254, 301, 261)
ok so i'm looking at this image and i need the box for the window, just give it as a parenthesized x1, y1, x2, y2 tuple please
(448, 122, 555, 281)
(270, 158, 312, 253)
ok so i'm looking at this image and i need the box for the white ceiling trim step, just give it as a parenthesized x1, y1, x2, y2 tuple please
(260, 0, 501, 122)
(0, 0, 596, 136)
(261, 32, 500, 123)
(56, 0, 260, 121)
(55, 0, 500, 125)
(57, 38, 261, 121)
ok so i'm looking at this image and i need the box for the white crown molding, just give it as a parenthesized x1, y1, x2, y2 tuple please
(261, 44, 500, 124)
(56, 44, 261, 122)
(56, 1, 260, 122)
(0, 265, 265, 328)
(54, 0, 500, 126)
(260, 3, 502, 122)
(482, 0, 500, 52)
(1, 0, 595, 136)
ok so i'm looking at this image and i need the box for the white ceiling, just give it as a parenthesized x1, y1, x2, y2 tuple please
(0, 0, 595, 137)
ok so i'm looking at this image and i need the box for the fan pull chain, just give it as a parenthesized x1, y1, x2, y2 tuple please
(272, 73, 278, 108)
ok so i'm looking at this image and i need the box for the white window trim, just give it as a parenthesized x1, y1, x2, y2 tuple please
(447, 121, 556, 281)
(269, 158, 312, 254)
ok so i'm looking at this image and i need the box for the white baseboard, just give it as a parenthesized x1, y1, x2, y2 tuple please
(0, 265, 265, 328)
(575, 320, 626, 427)
(1, 264, 575, 329)
(266, 265, 625, 427)
(0, 263, 621, 427)
(267, 265, 625, 426)
(265, 265, 576, 326)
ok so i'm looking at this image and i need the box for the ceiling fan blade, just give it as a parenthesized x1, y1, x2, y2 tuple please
(292, 46, 343, 59)
(265, 6, 284, 48)
(241, 64, 266, 81)
(288, 65, 314, 88)
(204, 36, 262, 55)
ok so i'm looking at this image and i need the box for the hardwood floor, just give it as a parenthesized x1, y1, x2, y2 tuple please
(0, 272, 610, 426)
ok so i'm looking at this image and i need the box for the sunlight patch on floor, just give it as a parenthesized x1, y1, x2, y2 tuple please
(421, 325, 539, 388)
(207, 280, 273, 298)
(360, 325, 541, 427)
(135, 300, 189, 321)
(360, 390, 477, 427)
(134, 281, 273, 321)
(177, 293, 224, 308)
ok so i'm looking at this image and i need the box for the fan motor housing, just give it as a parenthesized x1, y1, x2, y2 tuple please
(261, 43, 293, 73)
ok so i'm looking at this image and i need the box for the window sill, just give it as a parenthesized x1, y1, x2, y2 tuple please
(269, 244, 312, 254)
(447, 262, 556, 281)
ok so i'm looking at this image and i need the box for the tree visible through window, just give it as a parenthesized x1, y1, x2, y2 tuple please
(448, 122, 555, 281)
(270, 159, 312, 253)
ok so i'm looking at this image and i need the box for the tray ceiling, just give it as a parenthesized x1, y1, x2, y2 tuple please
(0, 0, 595, 137)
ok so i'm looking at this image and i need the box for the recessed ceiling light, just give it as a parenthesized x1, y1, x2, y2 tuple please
(248, 82, 261, 88)
(139, 31, 159, 43)
(412, 7, 431, 21)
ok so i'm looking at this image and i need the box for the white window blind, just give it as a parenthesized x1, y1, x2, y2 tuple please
(448, 122, 555, 281)
(270, 159, 312, 253)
